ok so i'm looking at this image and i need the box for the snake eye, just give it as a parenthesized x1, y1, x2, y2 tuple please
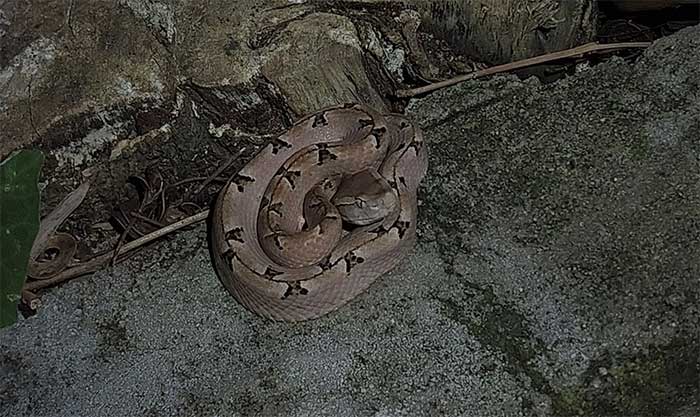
(355, 199, 366, 208)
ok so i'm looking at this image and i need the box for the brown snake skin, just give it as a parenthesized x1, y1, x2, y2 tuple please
(210, 103, 428, 321)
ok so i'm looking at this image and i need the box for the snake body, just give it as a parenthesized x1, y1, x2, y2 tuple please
(210, 103, 428, 321)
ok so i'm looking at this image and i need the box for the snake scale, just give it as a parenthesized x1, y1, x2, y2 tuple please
(210, 103, 428, 321)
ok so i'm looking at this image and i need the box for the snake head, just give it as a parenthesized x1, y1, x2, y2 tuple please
(333, 169, 398, 226)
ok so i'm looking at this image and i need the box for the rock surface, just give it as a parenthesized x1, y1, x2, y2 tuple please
(418, 0, 596, 64)
(0, 0, 597, 162)
(0, 0, 417, 159)
(1, 19, 699, 417)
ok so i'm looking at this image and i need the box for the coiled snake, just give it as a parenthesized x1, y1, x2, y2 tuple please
(210, 103, 428, 321)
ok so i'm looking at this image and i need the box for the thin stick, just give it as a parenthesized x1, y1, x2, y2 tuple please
(24, 210, 210, 291)
(159, 176, 230, 192)
(110, 206, 141, 266)
(192, 147, 246, 197)
(130, 211, 166, 229)
(395, 41, 651, 98)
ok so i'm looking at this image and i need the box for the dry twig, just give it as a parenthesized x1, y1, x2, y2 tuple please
(24, 210, 210, 292)
(395, 42, 651, 98)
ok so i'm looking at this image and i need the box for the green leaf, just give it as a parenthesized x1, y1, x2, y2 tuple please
(0, 150, 43, 328)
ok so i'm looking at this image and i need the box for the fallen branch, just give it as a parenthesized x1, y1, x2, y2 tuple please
(395, 41, 651, 98)
(23, 210, 210, 291)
